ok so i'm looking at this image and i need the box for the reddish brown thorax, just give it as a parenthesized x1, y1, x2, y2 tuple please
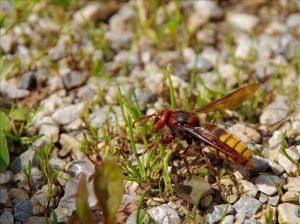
(153, 110, 200, 132)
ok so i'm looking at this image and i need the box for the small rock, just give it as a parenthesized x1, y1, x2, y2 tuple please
(244, 219, 260, 224)
(255, 175, 283, 196)
(240, 180, 258, 198)
(229, 123, 261, 143)
(31, 197, 46, 216)
(59, 133, 81, 154)
(206, 204, 232, 224)
(268, 195, 279, 206)
(193, 1, 224, 21)
(287, 13, 300, 29)
(54, 207, 73, 223)
(268, 160, 285, 175)
(252, 155, 270, 173)
(48, 44, 65, 61)
(278, 203, 300, 224)
(277, 146, 300, 174)
(220, 179, 239, 203)
(254, 60, 276, 80)
(0, 80, 30, 99)
(258, 193, 268, 203)
(218, 63, 241, 88)
(196, 57, 214, 73)
(227, 13, 259, 32)
(105, 29, 133, 50)
(10, 149, 37, 174)
(0, 211, 14, 224)
(281, 191, 300, 203)
(18, 71, 37, 90)
(235, 38, 253, 60)
(66, 158, 95, 180)
(0, 189, 9, 204)
(8, 188, 29, 200)
(50, 158, 67, 171)
(220, 215, 234, 224)
(260, 95, 290, 125)
(235, 213, 246, 224)
(201, 195, 213, 208)
(58, 178, 97, 211)
(284, 177, 300, 192)
(232, 196, 262, 217)
(24, 216, 46, 224)
(30, 167, 43, 193)
(39, 124, 59, 143)
(13, 200, 33, 222)
(60, 69, 86, 90)
(147, 204, 180, 224)
(0, 170, 13, 184)
(126, 210, 149, 224)
(73, 2, 117, 26)
(52, 102, 84, 125)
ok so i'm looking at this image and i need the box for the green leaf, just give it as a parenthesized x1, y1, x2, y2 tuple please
(9, 106, 31, 121)
(93, 158, 124, 224)
(0, 111, 11, 171)
(76, 175, 94, 224)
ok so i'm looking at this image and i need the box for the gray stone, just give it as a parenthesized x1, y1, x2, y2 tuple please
(126, 210, 149, 224)
(66, 158, 95, 180)
(278, 146, 300, 174)
(229, 123, 261, 143)
(0, 170, 13, 184)
(48, 44, 65, 60)
(255, 175, 283, 196)
(281, 191, 300, 203)
(0, 211, 14, 224)
(268, 195, 279, 206)
(244, 219, 260, 224)
(58, 178, 97, 211)
(50, 158, 67, 171)
(227, 13, 258, 32)
(18, 71, 36, 90)
(252, 156, 270, 173)
(284, 177, 300, 192)
(235, 213, 245, 224)
(194, 1, 224, 21)
(258, 193, 268, 203)
(8, 188, 29, 200)
(232, 196, 262, 217)
(278, 203, 300, 224)
(39, 124, 59, 143)
(287, 13, 300, 29)
(260, 95, 290, 125)
(240, 180, 258, 198)
(268, 160, 284, 175)
(0, 189, 9, 204)
(61, 69, 86, 90)
(30, 167, 43, 193)
(196, 56, 213, 73)
(254, 60, 275, 80)
(147, 204, 180, 224)
(24, 216, 46, 224)
(105, 29, 133, 50)
(0, 80, 30, 99)
(10, 149, 37, 174)
(206, 204, 232, 224)
(220, 215, 234, 224)
(73, 2, 117, 25)
(52, 102, 84, 125)
(13, 200, 33, 222)
(54, 207, 72, 223)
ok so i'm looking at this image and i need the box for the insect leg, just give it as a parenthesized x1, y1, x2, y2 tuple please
(197, 146, 217, 176)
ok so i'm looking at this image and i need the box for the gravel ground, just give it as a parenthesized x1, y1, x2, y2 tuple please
(0, 1, 299, 224)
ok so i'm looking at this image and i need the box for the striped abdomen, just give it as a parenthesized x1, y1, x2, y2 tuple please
(205, 124, 254, 168)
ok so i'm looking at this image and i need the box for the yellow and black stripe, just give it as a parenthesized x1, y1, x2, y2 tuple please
(205, 124, 254, 168)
